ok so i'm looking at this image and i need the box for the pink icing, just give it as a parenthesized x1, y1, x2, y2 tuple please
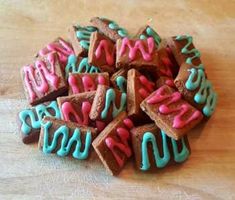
(39, 38, 74, 67)
(123, 118, 134, 129)
(61, 101, 91, 125)
(23, 53, 59, 101)
(165, 79, 175, 88)
(95, 120, 106, 132)
(68, 75, 80, 94)
(97, 75, 106, 85)
(119, 37, 155, 61)
(138, 75, 155, 99)
(82, 75, 96, 92)
(147, 86, 202, 129)
(160, 57, 173, 77)
(95, 40, 114, 65)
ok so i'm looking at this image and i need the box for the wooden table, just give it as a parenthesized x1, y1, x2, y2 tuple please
(0, 1, 234, 199)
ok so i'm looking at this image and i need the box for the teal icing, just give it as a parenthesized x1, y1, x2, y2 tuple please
(108, 21, 128, 37)
(116, 76, 127, 93)
(19, 101, 61, 135)
(65, 55, 100, 78)
(42, 121, 92, 159)
(76, 26, 97, 50)
(140, 27, 161, 46)
(175, 35, 204, 68)
(141, 131, 170, 171)
(141, 130, 190, 171)
(101, 88, 126, 119)
(185, 68, 217, 117)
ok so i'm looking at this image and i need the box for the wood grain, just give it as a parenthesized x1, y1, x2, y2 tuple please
(0, 0, 235, 199)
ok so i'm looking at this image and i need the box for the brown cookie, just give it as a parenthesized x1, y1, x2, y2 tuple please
(39, 117, 97, 160)
(140, 85, 203, 140)
(92, 112, 134, 175)
(110, 68, 128, 92)
(131, 123, 190, 171)
(21, 52, 68, 106)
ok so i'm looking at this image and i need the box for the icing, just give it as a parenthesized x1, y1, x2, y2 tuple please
(147, 86, 202, 129)
(119, 37, 155, 61)
(65, 55, 100, 78)
(140, 26, 161, 46)
(105, 118, 133, 167)
(185, 68, 217, 116)
(138, 75, 155, 99)
(175, 35, 204, 68)
(23, 53, 60, 101)
(76, 26, 97, 50)
(141, 130, 189, 170)
(160, 57, 173, 77)
(95, 40, 114, 65)
(39, 38, 74, 66)
(68, 74, 106, 94)
(165, 79, 175, 87)
(116, 76, 127, 93)
(42, 121, 92, 159)
(61, 101, 91, 125)
(108, 20, 128, 37)
(19, 101, 60, 135)
(101, 88, 126, 119)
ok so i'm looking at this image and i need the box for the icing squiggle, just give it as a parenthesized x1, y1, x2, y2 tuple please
(116, 76, 127, 93)
(119, 37, 155, 61)
(65, 55, 100, 78)
(95, 40, 114, 65)
(42, 121, 92, 159)
(19, 101, 61, 135)
(175, 35, 204, 68)
(108, 21, 128, 37)
(101, 88, 126, 119)
(147, 86, 202, 129)
(185, 68, 217, 116)
(141, 130, 189, 170)
(39, 38, 74, 67)
(61, 101, 91, 126)
(76, 26, 97, 50)
(23, 53, 60, 101)
(139, 27, 161, 46)
(138, 75, 155, 99)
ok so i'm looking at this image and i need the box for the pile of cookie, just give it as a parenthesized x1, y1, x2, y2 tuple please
(17, 17, 217, 175)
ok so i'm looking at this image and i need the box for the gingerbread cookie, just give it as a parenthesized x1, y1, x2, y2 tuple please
(39, 117, 97, 160)
(140, 85, 203, 140)
(131, 123, 190, 171)
(21, 52, 67, 106)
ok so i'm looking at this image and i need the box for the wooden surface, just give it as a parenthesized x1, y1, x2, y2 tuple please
(0, 1, 235, 199)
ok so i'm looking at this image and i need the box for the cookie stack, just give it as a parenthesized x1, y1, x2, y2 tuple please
(17, 17, 217, 175)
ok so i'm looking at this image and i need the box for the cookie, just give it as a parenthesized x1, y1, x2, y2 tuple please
(140, 85, 203, 140)
(88, 32, 116, 73)
(21, 52, 68, 106)
(36, 37, 74, 69)
(89, 85, 127, 123)
(90, 17, 128, 42)
(68, 72, 109, 95)
(39, 117, 97, 160)
(17, 101, 61, 144)
(92, 112, 133, 175)
(65, 55, 100, 78)
(110, 68, 128, 92)
(131, 123, 190, 171)
(68, 25, 97, 57)
(116, 37, 158, 70)
(174, 63, 217, 117)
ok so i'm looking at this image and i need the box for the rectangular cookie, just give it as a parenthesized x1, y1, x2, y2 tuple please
(39, 117, 97, 160)
(68, 25, 97, 57)
(127, 69, 156, 118)
(92, 112, 133, 175)
(140, 85, 203, 140)
(17, 101, 61, 144)
(131, 123, 190, 171)
(21, 52, 68, 106)
(88, 32, 116, 73)
(68, 72, 109, 95)
(110, 68, 128, 92)
(90, 17, 128, 42)
(116, 37, 158, 70)
(65, 55, 100, 79)
(89, 85, 127, 124)
(36, 37, 74, 69)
